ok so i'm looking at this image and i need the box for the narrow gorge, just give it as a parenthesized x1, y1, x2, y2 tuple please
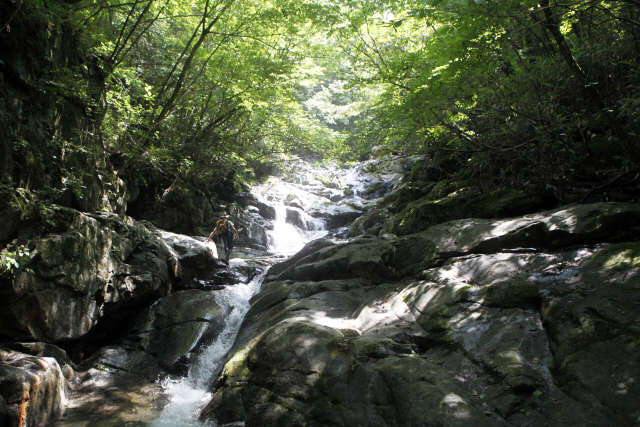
(2, 1, 640, 426)
(2, 155, 640, 426)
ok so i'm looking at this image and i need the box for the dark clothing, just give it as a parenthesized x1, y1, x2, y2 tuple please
(221, 232, 234, 259)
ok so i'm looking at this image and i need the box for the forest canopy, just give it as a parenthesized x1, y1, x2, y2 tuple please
(2, 0, 640, 201)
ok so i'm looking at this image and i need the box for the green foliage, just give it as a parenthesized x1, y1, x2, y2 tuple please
(328, 0, 640, 195)
(0, 245, 30, 278)
(11, 0, 639, 200)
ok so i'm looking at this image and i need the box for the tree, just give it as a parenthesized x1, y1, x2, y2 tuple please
(329, 0, 640, 197)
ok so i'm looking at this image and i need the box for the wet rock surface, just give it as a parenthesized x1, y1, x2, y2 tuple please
(0, 210, 222, 344)
(0, 348, 65, 427)
(0, 207, 243, 426)
(123, 289, 231, 373)
(2, 154, 639, 427)
(201, 203, 640, 427)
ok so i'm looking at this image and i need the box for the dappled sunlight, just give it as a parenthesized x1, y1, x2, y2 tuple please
(427, 253, 543, 286)
(441, 392, 471, 419)
(442, 392, 466, 407)
(59, 373, 167, 426)
(306, 311, 355, 334)
(544, 210, 580, 232)
(352, 300, 397, 333)
(500, 350, 525, 365)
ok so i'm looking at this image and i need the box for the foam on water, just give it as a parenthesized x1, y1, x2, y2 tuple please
(150, 270, 265, 427)
(268, 205, 326, 256)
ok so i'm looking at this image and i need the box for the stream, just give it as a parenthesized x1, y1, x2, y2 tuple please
(55, 157, 403, 426)
(150, 206, 327, 426)
(150, 270, 266, 427)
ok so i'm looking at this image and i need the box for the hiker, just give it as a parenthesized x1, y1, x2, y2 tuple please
(206, 214, 239, 264)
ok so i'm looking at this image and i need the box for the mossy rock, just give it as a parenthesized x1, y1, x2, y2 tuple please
(390, 188, 545, 236)
(406, 160, 445, 183)
(480, 278, 541, 309)
(347, 208, 390, 237)
(382, 183, 433, 214)
(589, 242, 640, 271)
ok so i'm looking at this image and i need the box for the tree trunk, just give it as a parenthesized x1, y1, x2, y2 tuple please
(538, 0, 640, 166)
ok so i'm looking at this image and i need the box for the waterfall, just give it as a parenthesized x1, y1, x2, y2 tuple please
(149, 164, 334, 426)
(268, 205, 327, 256)
(150, 270, 267, 427)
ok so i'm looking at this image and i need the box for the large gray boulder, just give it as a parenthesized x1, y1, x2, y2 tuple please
(0, 208, 220, 343)
(271, 203, 640, 284)
(124, 289, 230, 372)
(200, 203, 640, 427)
(310, 204, 362, 230)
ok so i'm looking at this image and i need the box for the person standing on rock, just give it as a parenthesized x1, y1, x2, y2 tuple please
(206, 214, 239, 264)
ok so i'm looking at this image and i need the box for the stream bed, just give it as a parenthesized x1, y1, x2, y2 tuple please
(53, 157, 405, 426)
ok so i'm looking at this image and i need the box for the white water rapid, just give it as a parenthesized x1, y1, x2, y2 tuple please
(150, 270, 266, 427)
(150, 201, 325, 426)
(268, 205, 327, 256)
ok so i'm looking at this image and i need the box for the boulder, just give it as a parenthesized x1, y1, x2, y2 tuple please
(406, 160, 446, 183)
(371, 145, 392, 158)
(0, 208, 220, 344)
(125, 290, 230, 372)
(201, 203, 640, 426)
(390, 202, 640, 275)
(80, 346, 163, 381)
(379, 182, 434, 213)
(347, 208, 391, 237)
(236, 192, 260, 209)
(311, 204, 362, 230)
(257, 201, 277, 221)
(285, 207, 307, 230)
(0, 342, 76, 377)
(358, 180, 395, 199)
(0, 350, 65, 427)
(156, 229, 218, 269)
(386, 187, 548, 236)
(0, 209, 159, 342)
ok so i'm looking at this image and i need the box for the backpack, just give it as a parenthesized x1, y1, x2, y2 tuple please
(216, 218, 230, 234)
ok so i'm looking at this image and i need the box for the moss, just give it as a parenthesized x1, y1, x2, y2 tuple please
(441, 181, 469, 198)
(406, 160, 430, 183)
(326, 337, 355, 356)
(455, 285, 473, 300)
(391, 187, 544, 236)
(222, 346, 253, 381)
(429, 180, 450, 199)
(482, 278, 540, 309)
(471, 189, 532, 216)
(385, 184, 433, 213)
(590, 243, 640, 271)
(344, 202, 362, 211)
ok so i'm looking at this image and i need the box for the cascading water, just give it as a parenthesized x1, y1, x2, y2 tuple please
(150, 270, 266, 427)
(268, 205, 327, 256)
(150, 204, 326, 426)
